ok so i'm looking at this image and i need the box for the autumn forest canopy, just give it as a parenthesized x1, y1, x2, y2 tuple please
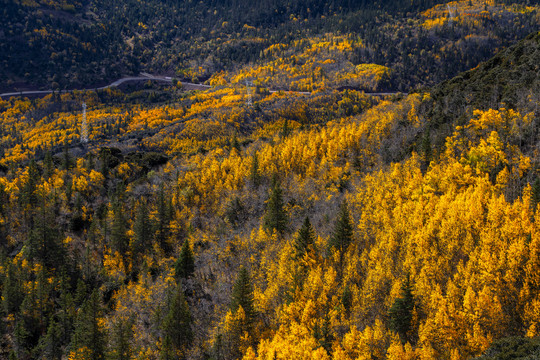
(3, 0, 540, 359)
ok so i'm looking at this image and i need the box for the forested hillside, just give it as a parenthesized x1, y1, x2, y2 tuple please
(2, 0, 540, 359)
(2, 0, 540, 92)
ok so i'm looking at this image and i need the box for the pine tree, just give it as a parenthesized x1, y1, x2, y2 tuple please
(262, 177, 288, 235)
(20, 159, 39, 210)
(313, 313, 333, 355)
(133, 199, 152, 257)
(174, 239, 195, 281)
(43, 150, 55, 179)
(532, 178, 540, 210)
(249, 153, 261, 187)
(156, 184, 172, 253)
(111, 202, 128, 258)
(341, 284, 353, 318)
(230, 266, 256, 325)
(62, 143, 72, 170)
(57, 271, 75, 344)
(13, 316, 31, 359)
(40, 320, 62, 360)
(28, 197, 64, 269)
(293, 216, 316, 260)
(388, 276, 415, 343)
(70, 193, 86, 232)
(327, 201, 354, 280)
(230, 133, 241, 152)
(328, 201, 353, 252)
(3, 263, 23, 314)
(108, 318, 133, 360)
(225, 196, 245, 228)
(161, 284, 193, 359)
(71, 289, 105, 360)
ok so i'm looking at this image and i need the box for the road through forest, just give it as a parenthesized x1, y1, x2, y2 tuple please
(0, 73, 403, 99)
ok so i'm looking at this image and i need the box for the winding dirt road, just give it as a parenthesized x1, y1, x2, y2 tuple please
(0, 73, 403, 99)
(0, 73, 210, 99)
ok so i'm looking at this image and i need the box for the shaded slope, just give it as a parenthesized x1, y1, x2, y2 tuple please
(424, 31, 540, 128)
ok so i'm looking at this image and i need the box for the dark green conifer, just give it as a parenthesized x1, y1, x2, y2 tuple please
(328, 201, 354, 281)
(161, 284, 193, 359)
(174, 239, 195, 281)
(111, 202, 128, 258)
(43, 150, 55, 179)
(328, 201, 354, 253)
(293, 216, 316, 260)
(40, 320, 62, 360)
(388, 276, 415, 343)
(109, 318, 133, 360)
(71, 289, 105, 360)
(231, 133, 241, 152)
(341, 284, 353, 317)
(156, 184, 172, 253)
(57, 271, 75, 344)
(29, 198, 64, 269)
(3, 263, 23, 314)
(313, 313, 333, 354)
(133, 199, 152, 256)
(70, 193, 86, 232)
(230, 266, 256, 324)
(20, 159, 39, 209)
(262, 177, 288, 235)
(532, 178, 540, 209)
(62, 143, 72, 170)
(225, 196, 245, 228)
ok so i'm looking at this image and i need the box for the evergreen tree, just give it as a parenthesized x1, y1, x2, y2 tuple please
(281, 119, 291, 138)
(230, 266, 256, 325)
(230, 133, 241, 152)
(532, 178, 540, 210)
(341, 284, 353, 318)
(71, 289, 105, 360)
(13, 316, 31, 359)
(108, 318, 133, 360)
(224, 196, 245, 228)
(57, 271, 75, 344)
(328, 201, 354, 252)
(262, 177, 288, 235)
(3, 262, 23, 314)
(249, 153, 261, 187)
(174, 239, 195, 281)
(70, 193, 86, 232)
(62, 143, 72, 170)
(388, 276, 415, 343)
(19, 159, 39, 210)
(40, 320, 63, 360)
(28, 198, 64, 269)
(313, 313, 333, 355)
(160, 333, 175, 360)
(111, 202, 129, 258)
(133, 199, 152, 257)
(156, 184, 172, 253)
(293, 216, 316, 260)
(161, 284, 193, 359)
(43, 150, 55, 179)
(327, 201, 354, 280)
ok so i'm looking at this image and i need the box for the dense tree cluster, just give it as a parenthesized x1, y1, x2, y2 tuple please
(2, 2, 540, 359)
(2, 0, 540, 92)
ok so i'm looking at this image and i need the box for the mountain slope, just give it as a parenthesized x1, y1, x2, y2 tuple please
(426, 31, 540, 126)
